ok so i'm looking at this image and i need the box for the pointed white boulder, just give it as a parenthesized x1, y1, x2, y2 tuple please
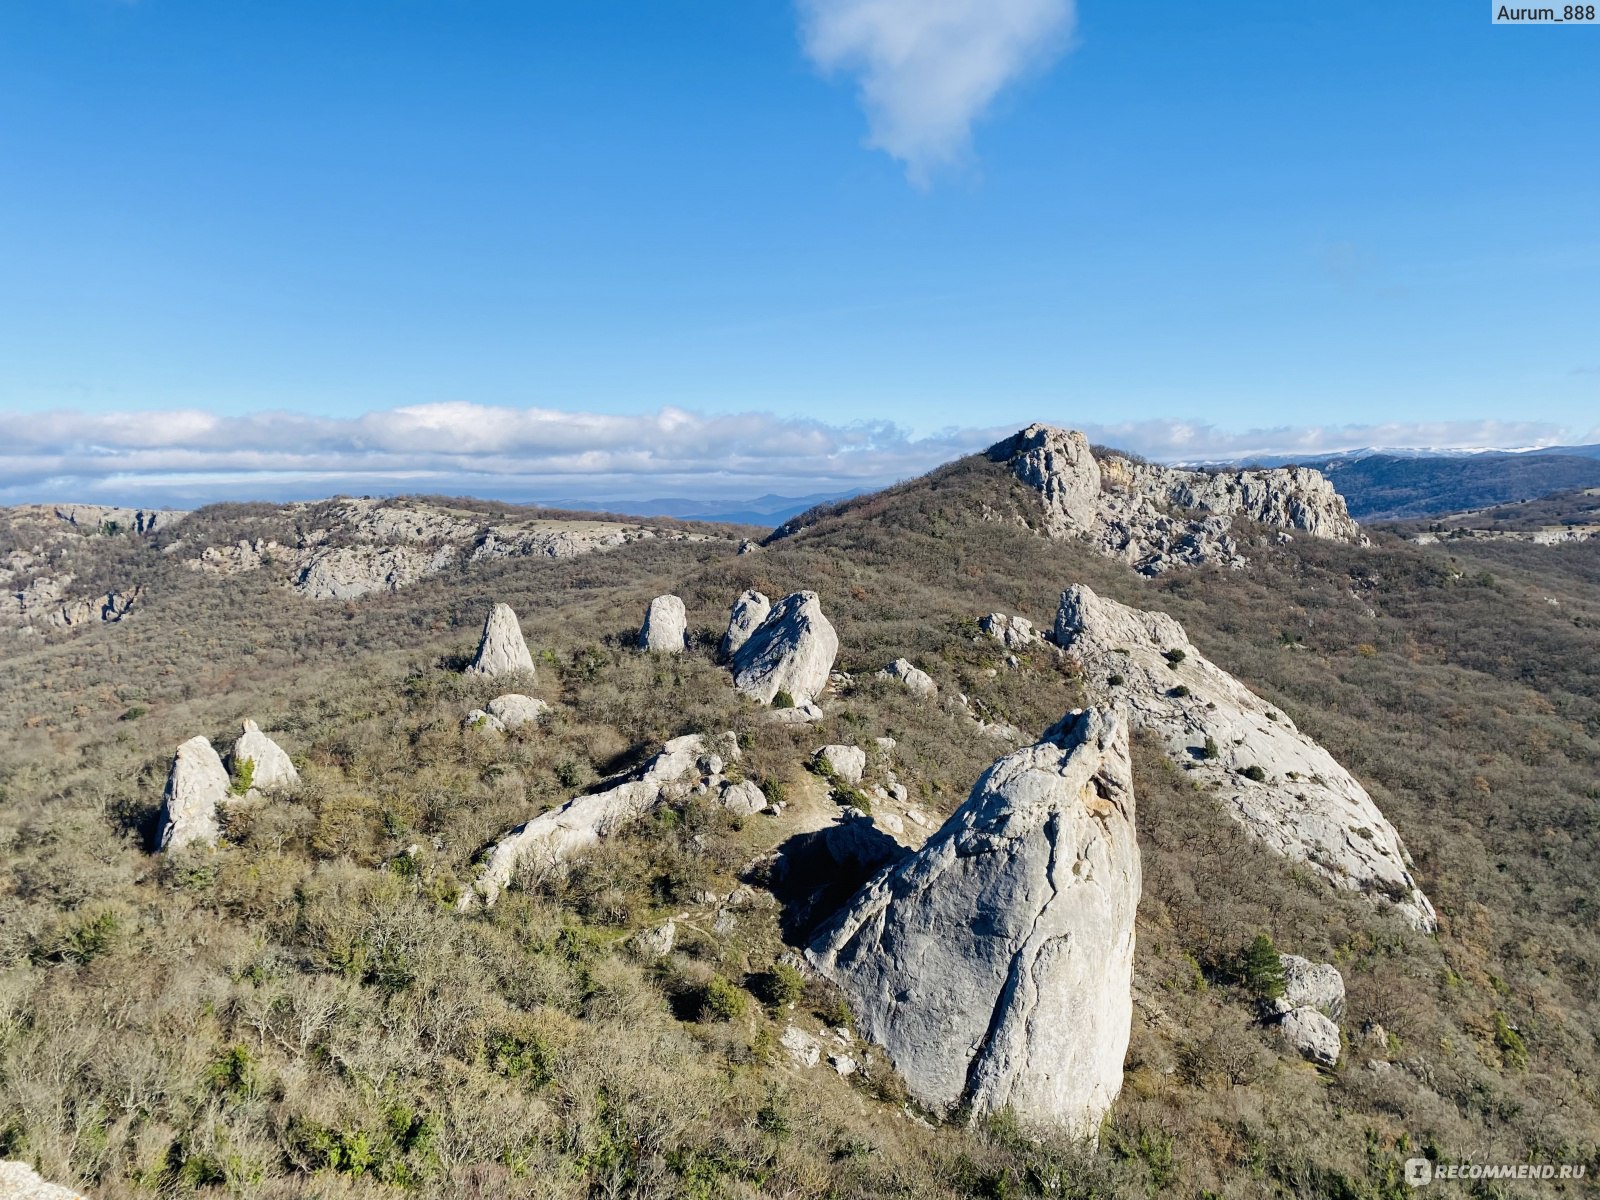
(229, 720, 299, 794)
(466, 603, 537, 678)
(157, 736, 231, 851)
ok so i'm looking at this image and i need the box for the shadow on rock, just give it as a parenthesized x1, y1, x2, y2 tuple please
(755, 817, 909, 945)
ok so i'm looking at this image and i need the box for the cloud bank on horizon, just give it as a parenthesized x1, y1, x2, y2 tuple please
(798, 0, 1078, 183)
(1, 404, 1592, 509)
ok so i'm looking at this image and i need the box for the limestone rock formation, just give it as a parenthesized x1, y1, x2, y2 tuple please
(632, 920, 677, 957)
(878, 658, 937, 699)
(720, 589, 771, 659)
(0, 1160, 85, 1199)
(639, 595, 688, 653)
(807, 708, 1140, 1136)
(980, 612, 1039, 649)
(229, 720, 299, 794)
(989, 424, 1363, 575)
(292, 544, 456, 600)
(157, 736, 232, 851)
(463, 732, 739, 908)
(1052, 584, 1436, 931)
(814, 744, 866, 786)
(52, 504, 186, 535)
(730, 591, 838, 707)
(1280, 1007, 1341, 1067)
(1277, 954, 1345, 1018)
(487, 694, 548, 730)
(466, 603, 537, 678)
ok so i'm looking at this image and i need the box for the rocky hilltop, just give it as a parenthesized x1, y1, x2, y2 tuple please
(989, 424, 1363, 574)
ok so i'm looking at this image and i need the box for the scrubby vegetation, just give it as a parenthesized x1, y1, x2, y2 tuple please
(2, 455, 1598, 1197)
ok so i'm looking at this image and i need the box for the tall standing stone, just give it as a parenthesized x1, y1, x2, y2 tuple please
(720, 589, 771, 660)
(229, 720, 299, 794)
(730, 591, 838, 707)
(807, 708, 1141, 1137)
(638, 594, 687, 653)
(157, 736, 231, 851)
(466, 603, 537, 678)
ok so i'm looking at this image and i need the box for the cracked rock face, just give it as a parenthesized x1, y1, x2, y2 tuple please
(1052, 584, 1436, 931)
(720, 589, 771, 659)
(463, 732, 739, 908)
(157, 736, 231, 851)
(230, 720, 299, 795)
(807, 708, 1140, 1137)
(1280, 1007, 1341, 1067)
(990, 424, 1362, 575)
(730, 591, 838, 707)
(1278, 954, 1345, 1018)
(466, 603, 537, 678)
(639, 594, 687, 653)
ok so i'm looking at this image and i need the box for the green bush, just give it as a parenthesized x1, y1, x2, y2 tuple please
(230, 755, 256, 796)
(1237, 934, 1286, 1000)
(1240, 764, 1267, 782)
(699, 974, 748, 1022)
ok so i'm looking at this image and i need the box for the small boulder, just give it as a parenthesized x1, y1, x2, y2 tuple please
(731, 591, 839, 707)
(980, 612, 1038, 649)
(463, 709, 505, 734)
(813, 744, 866, 785)
(639, 594, 688, 653)
(157, 736, 231, 851)
(632, 920, 677, 957)
(1280, 1007, 1341, 1067)
(487, 693, 549, 730)
(466, 603, 537, 678)
(720, 589, 771, 659)
(767, 701, 824, 725)
(229, 720, 299, 795)
(719, 779, 768, 815)
(878, 658, 937, 699)
(781, 1025, 822, 1068)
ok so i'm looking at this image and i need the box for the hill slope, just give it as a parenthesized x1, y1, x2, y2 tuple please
(1, 443, 1597, 1198)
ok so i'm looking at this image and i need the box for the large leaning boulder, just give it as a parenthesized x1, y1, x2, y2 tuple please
(465, 603, 537, 678)
(229, 720, 299, 795)
(1278, 954, 1345, 1018)
(1280, 1007, 1341, 1068)
(807, 708, 1140, 1137)
(720, 589, 771, 659)
(730, 591, 838, 707)
(639, 594, 687, 653)
(157, 736, 231, 851)
(462, 732, 739, 908)
(1051, 584, 1437, 932)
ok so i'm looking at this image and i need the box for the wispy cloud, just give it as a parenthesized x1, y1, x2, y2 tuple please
(798, 0, 1077, 184)
(0, 404, 1585, 508)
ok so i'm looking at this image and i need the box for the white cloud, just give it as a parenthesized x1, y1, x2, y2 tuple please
(0, 404, 1585, 508)
(798, 0, 1077, 183)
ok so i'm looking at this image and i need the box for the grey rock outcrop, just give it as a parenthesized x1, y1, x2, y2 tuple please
(292, 544, 455, 600)
(466, 603, 537, 678)
(807, 708, 1140, 1136)
(229, 720, 299, 794)
(1052, 584, 1436, 931)
(720, 589, 771, 659)
(639, 595, 688, 653)
(1280, 1007, 1341, 1067)
(0, 1160, 85, 1199)
(990, 425, 1362, 575)
(730, 591, 838, 707)
(463, 732, 739, 908)
(1277, 954, 1345, 1018)
(980, 612, 1039, 649)
(814, 744, 866, 786)
(878, 658, 937, 699)
(632, 920, 677, 957)
(53, 504, 186, 536)
(157, 736, 232, 851)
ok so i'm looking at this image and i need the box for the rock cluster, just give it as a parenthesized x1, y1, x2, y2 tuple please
(465, 693, 550, 734)
(720, 589, 771, 659)
(980, 612, 1039, 649)
(807, 708, 1140, 1137)
(230, 720, 299, 795)
(291, 544, 456, 601)
(465, 603, 537, 678)
(639, 595, 687, 653)
(730, 591, 838, 707)
(157, 736, 232, 851)
(463, 732, 740, 908)
(990, 424, 1363, 575)
(1052, 583, 1436, 931)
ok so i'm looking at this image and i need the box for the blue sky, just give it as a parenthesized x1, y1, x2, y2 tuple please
(0, 0, 1596, 503)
